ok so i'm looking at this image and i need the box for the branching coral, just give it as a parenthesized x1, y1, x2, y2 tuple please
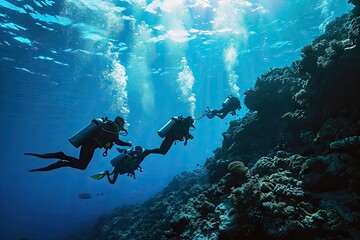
(329, 136, 360, 149)
(273, 183, 305, 198)
(299, 40, 328, 74)
(313, 117, 358, 147)
(349, 16, 360, 40)
(249, 155, 307, 179)
(317, 39, 355, 68)
(301, 208, 346, 234)
(281, 109, 308, 121)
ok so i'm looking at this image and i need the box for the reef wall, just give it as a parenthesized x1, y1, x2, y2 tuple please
(70, 3, 360, 240)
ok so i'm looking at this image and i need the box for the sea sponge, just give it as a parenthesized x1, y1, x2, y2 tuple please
(228, 161, 248, 177)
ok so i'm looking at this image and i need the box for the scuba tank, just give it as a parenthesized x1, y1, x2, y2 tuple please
(157, 116, 179, 138)
(110, 149, 131, 167)
(222, 95, 233, 108)
(222, 95, 240, 110)
(111, 146, 144, 174)
(68, 118, 105, 148)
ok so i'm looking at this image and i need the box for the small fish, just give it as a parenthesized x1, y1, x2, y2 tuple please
(78, 193, 92, 199)
(96, 193, 104, 197)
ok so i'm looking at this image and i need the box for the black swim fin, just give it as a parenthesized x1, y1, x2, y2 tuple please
(194, 108, 211, 120)
(25, 152, 68, 159)
(28, 160, 67, 172)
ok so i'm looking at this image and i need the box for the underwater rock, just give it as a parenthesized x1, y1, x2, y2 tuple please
(69, 170, 210, 240)
(244, 66, 303, 119)
(312, 117, 358, 151)
(275, 150, 288, 158)
(205, 157, 232, 184)
(300, 153, 355, 192)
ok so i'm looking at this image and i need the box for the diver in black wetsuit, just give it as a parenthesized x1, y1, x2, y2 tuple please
(142, 116, 195, 157)
(206, 95, 241, 119)
(25, 116, 132, 172)
(92, 146, 146, 184)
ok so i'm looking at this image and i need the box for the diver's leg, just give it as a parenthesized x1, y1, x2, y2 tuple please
(217, 112, 228, 119)
(146, 147, 161, 154)
(107, 170, 119, 184)
(66, 143, 96, 170)
(208, 108, 226, 119)
(212, 109, 221, 114)
(28, 160, 68, 172)
(141, 149, 151, 159)
(147, 137, 174, 155)
(215, 109, 229, 119)
(28, 142, 97, 171)
(25, 152, 81, 168)
(25, 152, 69, 159)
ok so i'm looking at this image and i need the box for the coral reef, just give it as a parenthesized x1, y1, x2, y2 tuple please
(70, 5, 360, 240)
(227, 161, 247, 177)
(329, 135, 360, 150)
(69, 170, 210, 240)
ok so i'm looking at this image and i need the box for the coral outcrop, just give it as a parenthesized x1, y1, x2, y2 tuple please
(70, 3, 360, 240)
(69, 170, 210, 240)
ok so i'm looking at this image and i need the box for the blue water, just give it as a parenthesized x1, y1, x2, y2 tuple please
(0, 0, 353, 239)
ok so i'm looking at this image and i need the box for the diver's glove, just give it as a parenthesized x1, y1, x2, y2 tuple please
(127, 171, 136, 179)
(127, 166, 143, 179)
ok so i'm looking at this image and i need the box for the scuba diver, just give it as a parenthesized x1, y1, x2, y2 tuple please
(25, 116, 132, 172)
(206, 94, 241, 119)
(91, 145, 146, 184)
(143, 115, 195, 156)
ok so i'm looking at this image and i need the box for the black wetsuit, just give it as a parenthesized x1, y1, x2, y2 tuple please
(210, 96, 241, 119)
(26, 120, 131, 172)
(145, 118, 193, 156)
(105, 152, 145, 184)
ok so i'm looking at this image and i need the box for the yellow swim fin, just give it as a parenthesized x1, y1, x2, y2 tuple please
(91, 171, 107, 180)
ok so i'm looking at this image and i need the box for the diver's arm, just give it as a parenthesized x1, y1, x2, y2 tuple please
(114, 138, 132, 147)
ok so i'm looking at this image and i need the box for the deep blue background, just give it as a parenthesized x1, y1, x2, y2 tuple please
(0, 0, 352, 239)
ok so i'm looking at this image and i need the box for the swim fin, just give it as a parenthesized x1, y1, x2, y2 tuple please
(194, 108, 210, 120)
(25, 151, 68, 159)
(91, 171, 107, 180)
(28, 160, 67, 172)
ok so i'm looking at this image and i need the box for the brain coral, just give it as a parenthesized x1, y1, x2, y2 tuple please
(228, 161, 248, 176)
